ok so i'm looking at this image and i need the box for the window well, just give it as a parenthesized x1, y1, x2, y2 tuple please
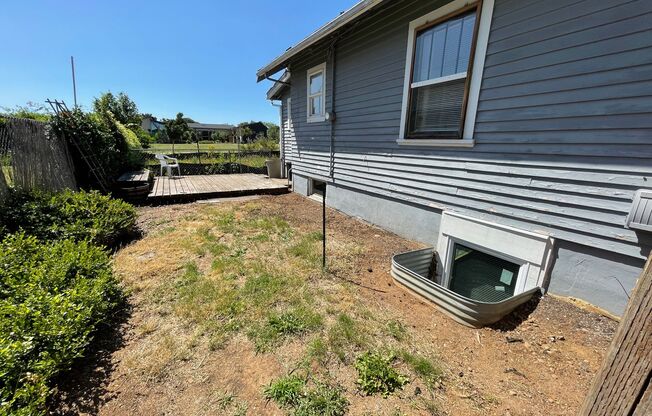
(449, 243, 520, 303)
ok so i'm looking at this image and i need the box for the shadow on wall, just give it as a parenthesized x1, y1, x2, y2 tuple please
(547, 240, 646, 317)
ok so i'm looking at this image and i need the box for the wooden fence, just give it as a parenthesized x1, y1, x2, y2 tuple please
(0, 116, 76, 196)
(580, 255, 652, 415)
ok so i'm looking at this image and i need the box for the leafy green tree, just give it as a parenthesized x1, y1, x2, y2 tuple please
(266, 123, 280, 142)
(164, 112, 194, 144)
(236, 125, 253, 141)
(93, 92, 141, 126)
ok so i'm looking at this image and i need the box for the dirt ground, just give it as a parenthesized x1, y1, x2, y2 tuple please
(50, 193, 617, 416)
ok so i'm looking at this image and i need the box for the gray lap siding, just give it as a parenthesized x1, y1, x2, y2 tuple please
(280, 0, 652, 261)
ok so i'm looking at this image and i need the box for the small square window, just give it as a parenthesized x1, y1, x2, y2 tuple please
(449, 243, 521, 302)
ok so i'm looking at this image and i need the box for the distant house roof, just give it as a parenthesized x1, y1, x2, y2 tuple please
(188, 123, 235, 130)
(256, 0, 385, 82)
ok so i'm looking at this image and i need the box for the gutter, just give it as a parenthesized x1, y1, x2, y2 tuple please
(256, 0, 385, 81)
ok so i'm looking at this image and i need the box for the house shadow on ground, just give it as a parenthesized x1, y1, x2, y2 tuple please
(489, 292, 542, 332)
(48, 302, 132, 415)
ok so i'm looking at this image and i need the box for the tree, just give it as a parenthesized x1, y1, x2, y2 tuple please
(93, 92, 141, 127)
(236, 125, 253, 142)
(164, 113, 194, 145)
(266, 123, 280, 142)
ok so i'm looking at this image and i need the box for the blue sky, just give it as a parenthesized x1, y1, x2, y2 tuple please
(0, 0, 355, 125)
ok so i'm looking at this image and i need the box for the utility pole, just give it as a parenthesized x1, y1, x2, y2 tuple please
(70, 56, 78, 108)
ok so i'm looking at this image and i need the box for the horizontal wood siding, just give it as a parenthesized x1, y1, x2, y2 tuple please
(283, 0, 652, 259)
(281, 93, 297, 164)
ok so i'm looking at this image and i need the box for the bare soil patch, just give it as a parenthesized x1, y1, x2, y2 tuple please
(51, 193, 617, 415)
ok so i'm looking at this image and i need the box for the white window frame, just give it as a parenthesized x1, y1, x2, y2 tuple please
(436, 211, 555, 296)
(397, 0, 495, 147)
(441, 237, 529, 296)
(306, 62, 326, 123)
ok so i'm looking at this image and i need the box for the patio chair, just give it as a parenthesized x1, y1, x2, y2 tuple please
(155, 154, 181, 177)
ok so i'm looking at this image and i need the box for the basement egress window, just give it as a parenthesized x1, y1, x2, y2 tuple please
(449, 243, 521, 302)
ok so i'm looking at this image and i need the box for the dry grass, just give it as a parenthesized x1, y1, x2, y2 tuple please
(112, 200, 445, 414)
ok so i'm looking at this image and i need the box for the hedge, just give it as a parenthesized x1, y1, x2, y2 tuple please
(0, 234, 122, 415)
(0, 189, 137, 248)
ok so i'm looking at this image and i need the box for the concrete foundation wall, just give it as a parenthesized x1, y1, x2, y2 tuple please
(291, 174, 643, 316)
(327, 182, 443, 247)
(548, 241, 644, 316)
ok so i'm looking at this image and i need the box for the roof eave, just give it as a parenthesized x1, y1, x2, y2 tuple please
(266, 72, 291, 100)
(256, 0, 385, 82)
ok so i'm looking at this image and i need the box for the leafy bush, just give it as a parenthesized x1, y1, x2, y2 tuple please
(0, 233, 122, 415)
(50, 108, 144, 188)
(355, 351, 409, 397)
(242, 137, 279, 151)
(0, 189, 137, 248)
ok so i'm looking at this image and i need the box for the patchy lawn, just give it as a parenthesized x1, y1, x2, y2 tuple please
(51, 194, 617, 416)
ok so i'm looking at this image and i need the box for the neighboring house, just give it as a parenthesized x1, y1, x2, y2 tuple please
(141, 115, 165, 134)
(258, 0, 652, 316)
(188, 122, 236, 141)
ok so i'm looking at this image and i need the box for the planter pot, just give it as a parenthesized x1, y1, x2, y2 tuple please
(265, 158, 282, 178)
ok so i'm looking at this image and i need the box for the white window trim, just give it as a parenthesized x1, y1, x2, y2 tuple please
(411, 71, 467, 89)
(440, 237, 529, 296)
(397, 0, 495, 146)
(306, 62, 326, 123)
(436, 211, 555, 296)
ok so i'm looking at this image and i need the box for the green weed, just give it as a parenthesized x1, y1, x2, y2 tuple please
(398, 350, 443, 386)
(355, 351, 409, 397)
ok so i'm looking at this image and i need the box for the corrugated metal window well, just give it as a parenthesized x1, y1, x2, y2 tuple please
(391, 247, 540, 328)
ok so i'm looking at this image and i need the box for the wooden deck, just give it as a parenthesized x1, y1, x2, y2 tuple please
(148, 174, 289, 202)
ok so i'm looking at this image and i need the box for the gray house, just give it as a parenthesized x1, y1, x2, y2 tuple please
(257, 0, 652, 316)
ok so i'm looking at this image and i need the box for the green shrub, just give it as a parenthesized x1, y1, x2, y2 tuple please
(0, 189, 137, 248)
(355, 351, 409, 397)
(0, 233, 122, 415)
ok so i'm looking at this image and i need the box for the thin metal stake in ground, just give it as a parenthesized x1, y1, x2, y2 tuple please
(323, 184, 327, 269)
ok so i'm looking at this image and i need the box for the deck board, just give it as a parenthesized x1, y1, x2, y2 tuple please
(148, 174, 289, 201)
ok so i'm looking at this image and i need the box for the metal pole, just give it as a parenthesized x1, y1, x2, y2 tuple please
(322, 184, 327, 269)
(70, 56, 78, 108)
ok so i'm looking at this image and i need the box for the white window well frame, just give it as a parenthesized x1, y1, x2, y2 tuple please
(436, 211, 555, 296)
(306, 62, 326, 123)
(441, 237, 530, 296)
(397, 0, 495, 147)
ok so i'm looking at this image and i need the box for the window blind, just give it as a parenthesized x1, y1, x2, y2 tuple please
(408, 10, 476, 138)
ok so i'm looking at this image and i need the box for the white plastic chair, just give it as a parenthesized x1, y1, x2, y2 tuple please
(155, 154, 181, 177)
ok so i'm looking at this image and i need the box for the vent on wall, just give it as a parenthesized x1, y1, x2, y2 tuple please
(626, 189, 652, 232)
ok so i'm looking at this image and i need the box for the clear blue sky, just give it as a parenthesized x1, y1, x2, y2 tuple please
(0, 0, 355, 125)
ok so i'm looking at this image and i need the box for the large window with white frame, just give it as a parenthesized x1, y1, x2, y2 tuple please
(408, 6, 478, 138)
(306, 63, 326, 123)
(398, 0, 495, 145)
